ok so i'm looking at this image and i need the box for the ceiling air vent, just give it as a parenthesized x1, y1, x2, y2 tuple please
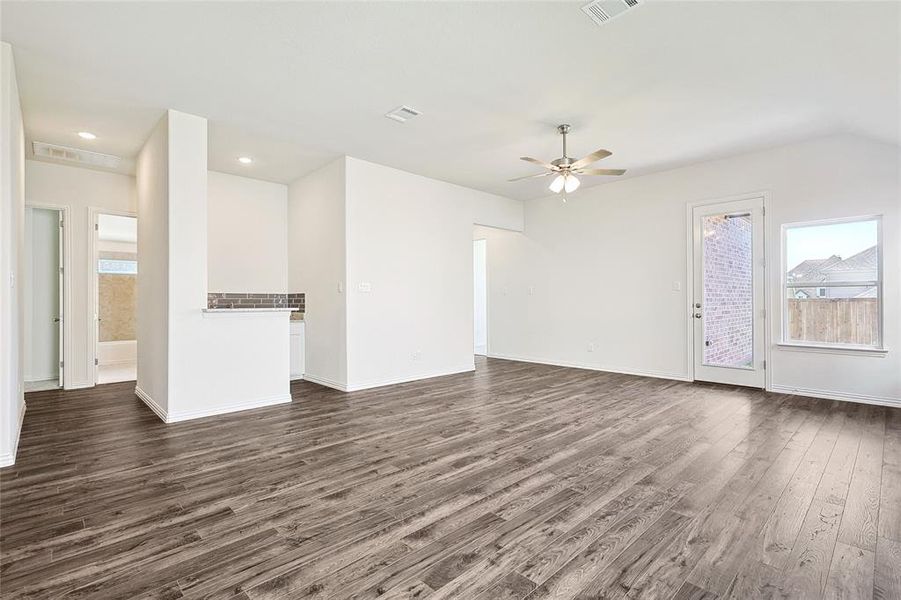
(385, 105, 421, 123)
(33, 141, 122, 170)
(581, 0, 642, 27)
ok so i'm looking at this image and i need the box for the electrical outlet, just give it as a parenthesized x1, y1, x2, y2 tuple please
(528, 286, 534, 296)
(672, 281, 681, 291)
(587, 342, 596, 352)
(412, 350, 422, 361)
(358, 282, 372, 293)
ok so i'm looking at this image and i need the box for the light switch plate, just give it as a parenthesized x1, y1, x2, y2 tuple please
(672, 281, 681, 291)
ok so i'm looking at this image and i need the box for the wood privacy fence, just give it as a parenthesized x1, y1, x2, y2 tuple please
(787, 298, 879, 346)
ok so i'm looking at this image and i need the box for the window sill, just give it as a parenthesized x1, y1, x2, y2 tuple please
(776, 342, 888, 357)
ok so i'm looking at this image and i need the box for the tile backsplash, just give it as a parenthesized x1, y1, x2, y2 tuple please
(207, 292, 304, 312)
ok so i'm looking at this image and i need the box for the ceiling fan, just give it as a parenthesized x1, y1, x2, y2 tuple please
(509, 124, 625, 195)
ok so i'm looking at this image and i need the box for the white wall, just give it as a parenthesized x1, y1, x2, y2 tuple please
(136, 112, 170, 412)
(24, 207, 60, 381)
(479, 134, 900, 406)
(288, 157, 347, 389)
(0, 41, 25, 467)
(343, 157, 523, 390)
(473, 238, 487, 355)
(208, 171, 288, 293)
(25, 160, 136, 388)
(136, 110, 291, 422)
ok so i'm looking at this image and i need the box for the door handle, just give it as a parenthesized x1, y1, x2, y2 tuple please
(53, 317, 61, 323)
(694, 313, 702, 319)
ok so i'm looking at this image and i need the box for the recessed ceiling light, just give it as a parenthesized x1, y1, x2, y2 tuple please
(77, 131, 96, 140)
(237, 156, 253, 164)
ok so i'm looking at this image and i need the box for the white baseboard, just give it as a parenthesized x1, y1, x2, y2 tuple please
(134, 385, 168, 422)
(290, 375, 304, 382)
(487, 353, 691, 383)
(767, 384, 901, 409)
(303, 365, 477, 393)
(302, 373, 349, 391)
(135, 385, 292, 423)
(167, 394, 292, 422)
(345, 365, 476, 392)
(0, 402, 27, 468)
(25, 373, 56, 383)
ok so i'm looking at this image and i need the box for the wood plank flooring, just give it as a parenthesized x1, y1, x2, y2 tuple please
(1, 357, 899, 599)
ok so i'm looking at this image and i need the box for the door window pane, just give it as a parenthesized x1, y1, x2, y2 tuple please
(702, 214, 753, 368)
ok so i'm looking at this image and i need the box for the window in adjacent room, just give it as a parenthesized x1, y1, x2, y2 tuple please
(783, 216, 882, 349)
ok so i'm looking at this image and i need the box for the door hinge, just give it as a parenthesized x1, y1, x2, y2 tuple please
(59, 361, 63, 368)
(94, 223, 99, 231)
(762, 360, 766, 369)
(95, 358, 99, 366)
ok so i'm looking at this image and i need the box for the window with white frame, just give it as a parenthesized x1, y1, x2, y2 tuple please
(783, 216, 882, 349)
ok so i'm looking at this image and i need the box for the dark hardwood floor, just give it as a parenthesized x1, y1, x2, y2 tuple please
(1, 357, 899, 599)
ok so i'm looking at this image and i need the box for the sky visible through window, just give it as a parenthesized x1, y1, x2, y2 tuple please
(786, 220, 877, 272)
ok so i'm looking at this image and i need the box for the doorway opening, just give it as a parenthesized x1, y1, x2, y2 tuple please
(473, 238, 487, 356)
(689, 196, 765, 388)
(94, 213, 137, 384)
(24, 206, 65, 391)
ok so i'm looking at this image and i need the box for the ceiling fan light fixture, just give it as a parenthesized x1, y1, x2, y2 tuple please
(564, 174, 581, 193)
(549, 174, 566, 193)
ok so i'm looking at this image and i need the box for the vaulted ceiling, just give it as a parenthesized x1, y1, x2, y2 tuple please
(2, 1, 898, 200)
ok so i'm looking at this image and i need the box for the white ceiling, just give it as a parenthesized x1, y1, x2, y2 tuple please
(2, 1, 898, 200)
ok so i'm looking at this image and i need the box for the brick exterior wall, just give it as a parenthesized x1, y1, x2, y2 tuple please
(702, 215, 753, 367)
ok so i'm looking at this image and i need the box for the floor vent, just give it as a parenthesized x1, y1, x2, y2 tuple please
(581, 0, 642, 27)
(33, 141, 122, 170)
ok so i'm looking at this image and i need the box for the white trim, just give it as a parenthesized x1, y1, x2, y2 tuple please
(685, 191, 770, 388)
(135, 385, 291, 423)
(134, 385, 167, 422)
(167, 394, 292, 422)
(488, 353, 691, 383)
(0, 401, 26, 468)
(780, 214, 883, 351)
(302, 373, 349, 391)
(767, 384, 900, 409)
(775, 342, 888, 357)
(24, 203, 71, 389)
(345, 365, 475, 392)
(89, 207, 137, 387)
(290, 375, 304, 382)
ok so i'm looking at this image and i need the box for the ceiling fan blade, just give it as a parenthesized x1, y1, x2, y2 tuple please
(508, 172, 553, 182)
(574, 168, 626, 176)
(570, 149, 612, 170)
(520, 156, 558, 171)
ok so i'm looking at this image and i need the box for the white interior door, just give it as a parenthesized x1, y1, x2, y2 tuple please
(692, 197, 765, 388)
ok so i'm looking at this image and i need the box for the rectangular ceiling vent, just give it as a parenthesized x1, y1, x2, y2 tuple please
(33, 141, 121, 170)
(581, 0, 641, 27)
(385, 105, 421, 123)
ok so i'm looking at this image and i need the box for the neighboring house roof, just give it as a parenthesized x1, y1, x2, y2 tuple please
(821, 245, 878, 274)
(786, 246, 877, 284)
(786, 255, 842, 284)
